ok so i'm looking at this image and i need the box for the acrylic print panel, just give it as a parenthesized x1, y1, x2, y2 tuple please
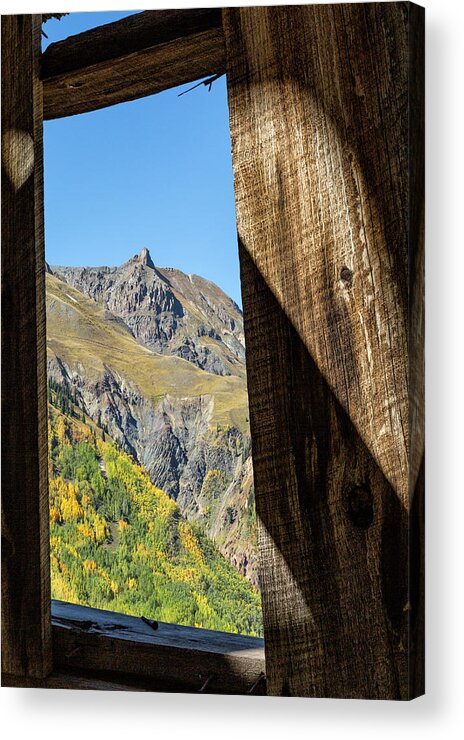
(1, 4, 424, 698)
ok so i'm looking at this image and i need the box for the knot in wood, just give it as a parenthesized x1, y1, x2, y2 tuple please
(340, 265, 353, 288)
(346, 485, 373, 528)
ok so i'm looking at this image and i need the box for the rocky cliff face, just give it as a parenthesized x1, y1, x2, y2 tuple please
(52, 249, 246, 378)
(46, 255, 258, 587)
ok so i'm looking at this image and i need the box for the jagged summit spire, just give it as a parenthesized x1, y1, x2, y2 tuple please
(133, 247, 154, 269)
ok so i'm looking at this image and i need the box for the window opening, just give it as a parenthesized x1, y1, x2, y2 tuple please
(44, 17, 262, 638)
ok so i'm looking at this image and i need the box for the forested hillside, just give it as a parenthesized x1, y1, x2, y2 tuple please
(47, 384, 262, 637)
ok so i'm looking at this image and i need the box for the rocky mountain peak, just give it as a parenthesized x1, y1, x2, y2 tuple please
(135, 247, 154, 269)
(50, 248, 246, 377)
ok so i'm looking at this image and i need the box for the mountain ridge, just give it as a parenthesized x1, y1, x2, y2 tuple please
(50, 248, 246, 378)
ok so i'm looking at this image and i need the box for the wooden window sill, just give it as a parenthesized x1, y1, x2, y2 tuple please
(3, 601, 265, 694)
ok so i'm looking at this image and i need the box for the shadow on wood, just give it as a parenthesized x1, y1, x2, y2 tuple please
(239, 241, 424, 699)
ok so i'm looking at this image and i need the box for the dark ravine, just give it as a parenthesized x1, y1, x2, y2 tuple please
(46, 249, 259, 587)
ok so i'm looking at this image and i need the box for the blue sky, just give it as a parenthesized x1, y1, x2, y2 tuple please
(43, 12, 242, 306)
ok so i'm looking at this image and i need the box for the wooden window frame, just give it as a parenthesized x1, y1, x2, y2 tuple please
(1, 8, 265, 695)
(1, 5, 424, 698)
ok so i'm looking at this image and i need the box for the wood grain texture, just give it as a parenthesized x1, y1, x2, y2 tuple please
(224, 2, 424, 698)
(50, 601, 266, 695)
(41, 9, 225, 119)
(1, 14, 52, 677)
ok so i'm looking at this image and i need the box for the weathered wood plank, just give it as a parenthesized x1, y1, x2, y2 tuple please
(41, 9, 225, 119)
(1, 14, 52, 678)
(224, 2, 424, 699)
(51, 601, 266, 695)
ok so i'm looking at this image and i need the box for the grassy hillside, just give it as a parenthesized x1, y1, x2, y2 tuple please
(47, 392, 262, 636)
(46, 273, 249, 432)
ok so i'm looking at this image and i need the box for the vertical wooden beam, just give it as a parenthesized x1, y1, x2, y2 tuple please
(224, 2, 424, 698)
(1, 14, 52, 677)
